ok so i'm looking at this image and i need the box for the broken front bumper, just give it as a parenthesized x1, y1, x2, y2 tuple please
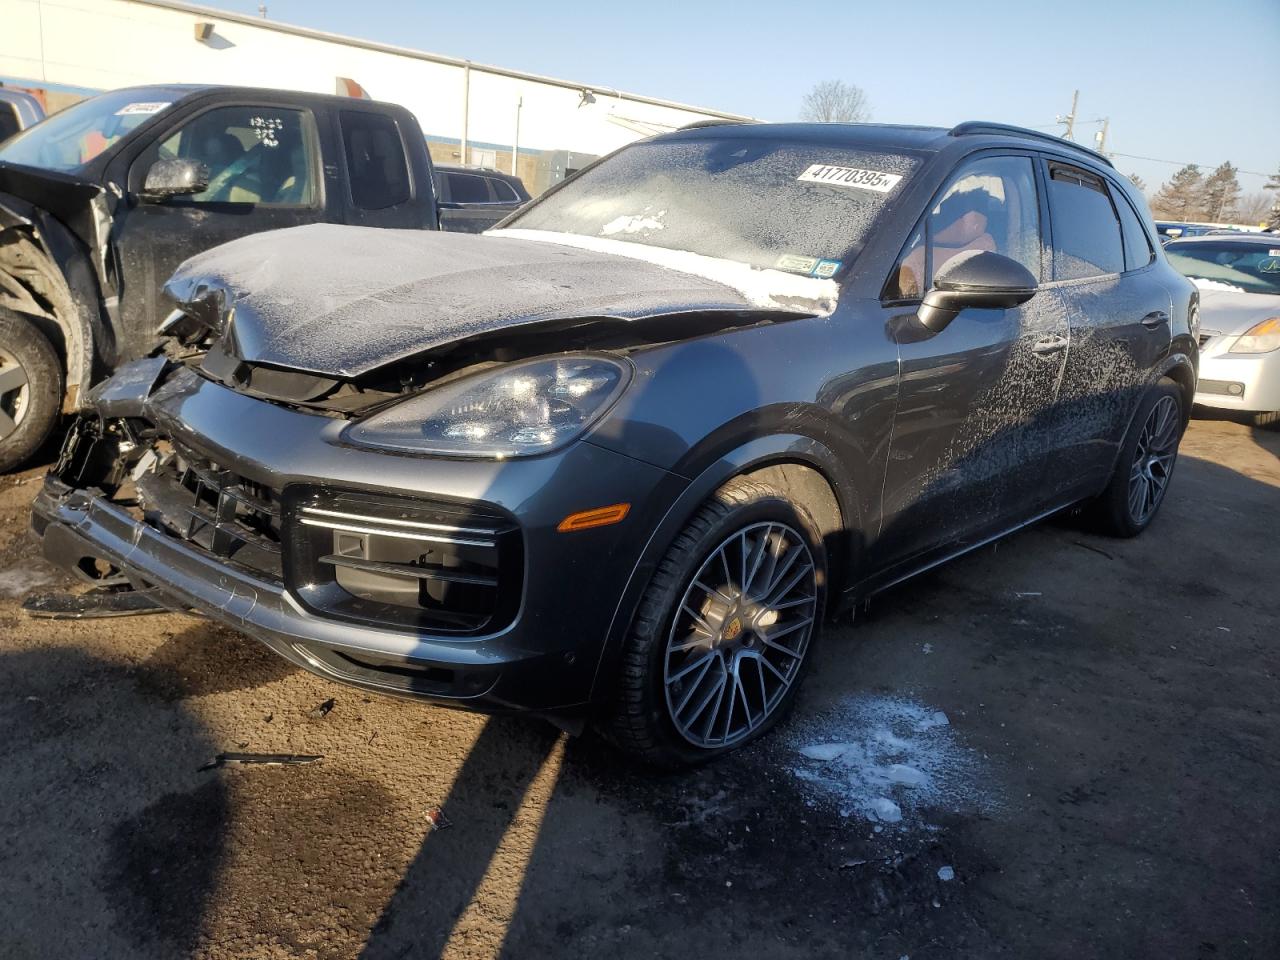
(31, 361, 682, 716)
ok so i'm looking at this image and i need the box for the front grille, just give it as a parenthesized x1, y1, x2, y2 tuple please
(286, 489, 522, 636)
(134, 444, 284, 581)
(1198, 331, 1220, 348)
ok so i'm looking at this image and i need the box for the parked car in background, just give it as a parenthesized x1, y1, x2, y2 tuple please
(0, 88, 45, 143)
(1165, 233, 1280, 425)
(0, 83, 504, 471)
(433, 164, 530, 233)
(33, 120, 1197, 764)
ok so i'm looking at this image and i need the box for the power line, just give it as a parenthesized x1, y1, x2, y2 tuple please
(1108, 152, 1271, 178)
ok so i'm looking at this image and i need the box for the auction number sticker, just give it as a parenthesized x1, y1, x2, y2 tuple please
(114, 101, 171, 116)
(798, 164, 902, 192)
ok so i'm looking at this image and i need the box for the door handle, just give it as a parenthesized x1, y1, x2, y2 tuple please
(1141, 310, 1170, 328)
(1030, 335, 1068, 356)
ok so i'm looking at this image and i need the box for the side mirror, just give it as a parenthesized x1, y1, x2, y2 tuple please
(140, 158, 210, 202)
(917, 250, 1038, 333)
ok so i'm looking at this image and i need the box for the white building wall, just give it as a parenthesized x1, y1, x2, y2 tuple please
(0, 0, 752, 159)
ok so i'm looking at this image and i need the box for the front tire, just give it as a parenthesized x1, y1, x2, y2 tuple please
(1091, 378, 1183, 538)
(602, 477, 826, 766)
(0, 308, 63, 473)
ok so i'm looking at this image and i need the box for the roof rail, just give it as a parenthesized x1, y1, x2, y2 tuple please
(679, 118, 759, 131)
(948, 121, 1114, 167)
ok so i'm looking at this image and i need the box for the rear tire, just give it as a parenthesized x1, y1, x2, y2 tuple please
(600, 477, 826, 767)
(0, 308, 63, 473)
(1090, 378, 1183, 538)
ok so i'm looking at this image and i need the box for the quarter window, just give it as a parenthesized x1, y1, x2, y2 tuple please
(340, 111, 411, 210)
(155, 106, 317, 206)
(447, 172, 491, 204)
(489, 177, 519, 202)
(886, 155, 1041, 300)
(0, 103, 20, 143)
(1114, 191, 1155, 272)
(1047, 165, 1124, 279)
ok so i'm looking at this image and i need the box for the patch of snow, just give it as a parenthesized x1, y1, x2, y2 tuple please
(937, 865, 955, 881)
(887, 764, 928, 787)
(784, 694, 999, 829)
(800, 742, 850, 762)
(601, 211, 665, 235)
(1190, 277, 1246, 294)
(491, 228, 838, 315)
(868, 797, 902, 822)
(0, 567, 54, 598)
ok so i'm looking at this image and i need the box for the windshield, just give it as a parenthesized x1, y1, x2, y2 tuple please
(1166, 241, 1280, 296)
(0, 88, 182, 172)
(506, 136, 919, 273)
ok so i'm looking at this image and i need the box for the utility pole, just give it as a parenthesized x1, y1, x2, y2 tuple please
(1056, 90, 1079, 141)
(512, 96, 522, 176)
(1094, 117, 1109, 155)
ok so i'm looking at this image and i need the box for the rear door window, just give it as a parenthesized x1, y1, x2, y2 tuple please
(1114, 191, 1155, 272)
(447, 172, 492, 203)
(340, 110, 412, 210)
(1047, 164, 1125, 279)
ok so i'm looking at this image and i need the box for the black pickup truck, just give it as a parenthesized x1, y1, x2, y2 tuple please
(0, 84, 517, 470)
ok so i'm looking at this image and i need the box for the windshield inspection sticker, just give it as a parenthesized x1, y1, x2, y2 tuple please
(798, 164, 902, 193)
(114, 102, 171, 116)
(813, 259, 841, 278)
(775, 254, 820, 275)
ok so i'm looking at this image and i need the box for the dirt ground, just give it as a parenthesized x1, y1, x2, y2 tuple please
(1, 415, 1276, 960)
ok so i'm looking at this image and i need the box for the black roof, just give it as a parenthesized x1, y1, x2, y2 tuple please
(662, 119, 1113, 168)
(94, 83, 409, 111)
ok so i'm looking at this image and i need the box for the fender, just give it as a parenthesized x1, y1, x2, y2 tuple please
(1098, 349, 1198, 485)
(0, 193, 109, 406)
(583, 429, 866, 707)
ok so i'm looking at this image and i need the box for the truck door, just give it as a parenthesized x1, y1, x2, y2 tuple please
(112, 103, 327, 358)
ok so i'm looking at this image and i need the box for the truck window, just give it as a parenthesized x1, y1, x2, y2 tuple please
(0, 103, 20, 143)
(446, 172, 492, 204)
(340, 111, 411, 210)
(489, 177, 520, 202)
(156, 106, 317, 206)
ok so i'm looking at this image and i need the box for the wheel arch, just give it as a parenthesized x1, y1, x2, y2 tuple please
(0, 217, 100, 410)
(586, 432, 862, 707)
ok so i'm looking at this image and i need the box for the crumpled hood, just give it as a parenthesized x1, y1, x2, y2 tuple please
(1195, 285, 1280, 336)
(164, 223, 819, 378)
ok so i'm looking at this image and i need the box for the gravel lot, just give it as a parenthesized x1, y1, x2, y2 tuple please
(1, 416, 1276, 960)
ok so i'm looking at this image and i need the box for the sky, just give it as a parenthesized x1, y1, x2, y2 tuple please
(215, 0, 1279, 197)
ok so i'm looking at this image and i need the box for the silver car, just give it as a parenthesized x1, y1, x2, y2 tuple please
(1165, 234, 1280, 425)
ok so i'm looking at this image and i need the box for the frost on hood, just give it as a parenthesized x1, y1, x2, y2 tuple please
(161, 224, 807, 378)
(491, 228, 838, 315)
(785, 694, 1000, 828)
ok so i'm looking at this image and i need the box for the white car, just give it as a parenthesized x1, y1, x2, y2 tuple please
(1165, 234, 1280, 425)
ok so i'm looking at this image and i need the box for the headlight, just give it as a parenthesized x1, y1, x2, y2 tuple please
(1230, 317, 1280, 354)
(343, 354, 630, 457)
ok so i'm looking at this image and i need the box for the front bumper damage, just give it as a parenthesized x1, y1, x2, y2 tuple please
(31, 359, 682, 719)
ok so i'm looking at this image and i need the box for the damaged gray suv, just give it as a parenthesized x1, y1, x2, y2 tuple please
(33, 121, 1198, 764)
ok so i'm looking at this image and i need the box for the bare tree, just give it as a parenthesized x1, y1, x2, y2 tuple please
(1127, 172, 1147, 194)
(800, 81, 871, 123)
(1233, 192, 1274, 226)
